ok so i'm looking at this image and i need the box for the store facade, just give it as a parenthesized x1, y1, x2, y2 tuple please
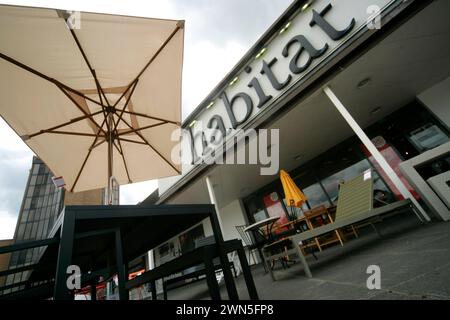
(150, 0, 450, 271)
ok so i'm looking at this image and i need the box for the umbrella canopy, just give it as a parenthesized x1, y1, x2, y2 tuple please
(0, 5, 184, 195)
(280, 169, 308, 208)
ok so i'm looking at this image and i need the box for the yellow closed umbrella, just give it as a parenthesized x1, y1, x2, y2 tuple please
(280, 169, 308, 220)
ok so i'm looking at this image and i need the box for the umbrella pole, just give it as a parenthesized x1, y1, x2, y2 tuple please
(107, 112, 114, 205)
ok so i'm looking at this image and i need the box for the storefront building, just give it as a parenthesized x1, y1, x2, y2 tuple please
(149, 0, 450, 274)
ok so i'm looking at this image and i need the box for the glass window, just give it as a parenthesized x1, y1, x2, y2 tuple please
(9, 252, 19, 267)
(37, 221, 44, 239)
(21, 209, 29, 223)
(244, 195, 268, 224)
(24, 223, 32, 240)
(37, 175, 45, 185)
(17, 250, 26, 266)
(30, 222, 38, 240)
(321, 159, 372, 205)
(253, 209, 267, 222)
(29, 175, 37, 186)
(21, 271, 29, 282)
(26, 185, 35, 198)
(5, 274, 14, 286)
(25, 249, 33, 264)
(302, 183, 330, 209)
(24, 198, 31, 210)
(17, 223, 25, 239)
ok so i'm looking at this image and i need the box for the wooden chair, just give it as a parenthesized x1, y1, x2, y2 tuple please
(304, 205, 344, 251)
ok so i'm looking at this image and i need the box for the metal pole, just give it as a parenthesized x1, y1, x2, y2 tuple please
(323, 86, 430, 222)
(107, 113, 114, 205)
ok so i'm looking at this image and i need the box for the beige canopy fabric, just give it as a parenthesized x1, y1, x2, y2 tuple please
(0, 5, 184, 193)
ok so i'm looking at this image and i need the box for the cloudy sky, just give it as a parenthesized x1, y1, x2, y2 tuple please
(0, 0, 293, 239)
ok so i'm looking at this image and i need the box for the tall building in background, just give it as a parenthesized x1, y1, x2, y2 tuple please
(2, 156, 116, 294)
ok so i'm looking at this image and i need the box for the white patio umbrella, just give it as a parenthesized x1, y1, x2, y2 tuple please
(0, 5, 184, 203)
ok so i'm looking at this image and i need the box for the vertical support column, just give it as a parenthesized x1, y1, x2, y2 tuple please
(323, 86, 430, 222)
(54, 210, 76, 300)
(205, 176, 224, 233)
(148, 250, 155, 270)
(206, 175, 240, 299)
(115, 229, 128, 301)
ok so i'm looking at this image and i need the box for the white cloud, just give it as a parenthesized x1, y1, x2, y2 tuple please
(120, 180, 158, 205)
(182, 39, 247, 118)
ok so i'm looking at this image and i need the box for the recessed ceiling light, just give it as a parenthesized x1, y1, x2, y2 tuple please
(206, 101, 215, 109)
(301, 1, 313, 12)
(370, 106, 382, 114)
(357, 77, 371, 89)
(255, 47, 267, 59)
(229, 76, 239, 86)
(279, 21, 292, 34)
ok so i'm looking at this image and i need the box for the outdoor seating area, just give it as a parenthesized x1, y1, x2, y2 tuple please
(235, 170, 426, 281)
(167, 213, 450, 300)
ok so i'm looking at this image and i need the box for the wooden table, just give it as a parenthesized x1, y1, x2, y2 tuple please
(276, 206, 343, 251)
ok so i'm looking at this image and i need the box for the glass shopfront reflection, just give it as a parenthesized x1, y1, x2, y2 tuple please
(243, 101, 450, 224)
(243, 136, 394, 222)
(301, 183, 330, 209)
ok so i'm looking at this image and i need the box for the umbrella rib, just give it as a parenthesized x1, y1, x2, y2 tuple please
(119, 117, 181, 174)
(32, 130, 105, 138)
(117, 121, 168, 136)
(113, 139, 122, 156)
(0, 52, 102, 107)
(133, 23, 183, 83)
(27, 110, 104, 139)
(113, 80, 139, 132)
(110, 23, 182, 108)
(119, 110, 180, 126)
(57, 86, 106, 136)
(71, 118, 107, 192)
(116, 138, 132, 183)
(66, 27, 111, 107)
(91, 138, 107, 150)
(117, 138, 147, 145)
